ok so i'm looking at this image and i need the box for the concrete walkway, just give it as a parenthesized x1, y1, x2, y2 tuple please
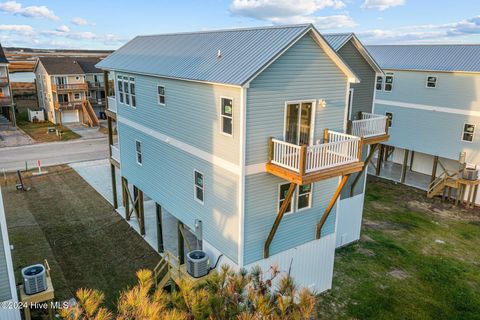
(65, 122, 107, 140)
(0, 115, 34, 148)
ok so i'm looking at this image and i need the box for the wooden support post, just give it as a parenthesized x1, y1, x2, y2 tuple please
(264, 183, 297, 258)
(103, 70, 110, 98)
(316, 175, 350, 239)
(138, 189, 145, 235)
(346, 121, 352, 135)
(133, 186, 139, 215)
(156, 203, 164, 253)
(375, 144, 384, 176)
(299, 145, 307, 176)
(323, 129, 330, 143)
(472, 185, 479, 209)
(431, 156, 439, 183)
(110, 164, 118, 209)
(409, 151, 415, 172)
(358, 138, 364, 162)
(122, 177, 129, 220)
(107, 117, 114, 152)
(350, 144, 378, 196)
(268, 137, 274, 162)
(400, 149, 409, 184)
(177, 221, 185, 264)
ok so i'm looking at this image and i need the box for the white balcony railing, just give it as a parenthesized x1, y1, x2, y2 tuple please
(270, 131, 361, 174)
(107, 96, 117, 113)
(351, 113, 388, 138)
(111, 144, 120, 163)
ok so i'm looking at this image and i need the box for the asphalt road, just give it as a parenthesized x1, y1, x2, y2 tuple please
(0, 137, 109, 172)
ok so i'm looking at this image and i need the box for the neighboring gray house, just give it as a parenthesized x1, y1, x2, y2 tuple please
(0, 189, 21, 320)
(324, 33, 386, 247)
(98, 24, 389, 292)
(368, 45, 480, 206)
(0, 44, 14, 123)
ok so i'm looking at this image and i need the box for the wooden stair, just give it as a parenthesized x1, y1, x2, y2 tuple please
(427, 170, 461, 198)
(81, 99, 100, 127)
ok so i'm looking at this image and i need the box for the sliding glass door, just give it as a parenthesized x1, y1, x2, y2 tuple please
(284, 102, 313, 145)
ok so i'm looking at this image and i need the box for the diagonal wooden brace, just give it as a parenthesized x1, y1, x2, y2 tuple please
(316, 175, 350, 239)
(264, 182, 297, 258)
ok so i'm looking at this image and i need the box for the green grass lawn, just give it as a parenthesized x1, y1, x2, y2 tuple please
(317, 177, 480, 320)
(2, 166, 159, 313)
(16, 111, 80, 142)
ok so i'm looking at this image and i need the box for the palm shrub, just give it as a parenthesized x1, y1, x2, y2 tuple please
(59, 265, 316, 320)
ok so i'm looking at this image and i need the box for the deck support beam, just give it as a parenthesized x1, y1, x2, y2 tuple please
(121, 177, 129, 219)
(178, 221, 185, 264)
(400, 149, 410, 184)
(264, 182, 297, 258)
(156, 203, 164, 253)
(350, 144, 378, 196)
(316, 175, 350, 239)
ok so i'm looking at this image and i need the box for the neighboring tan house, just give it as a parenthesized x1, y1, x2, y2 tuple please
(0, 188, 21, 320)
(98, 24, 389, 292)
(368, 45, 480, 207)
(323, 33, 386, 248)
(0, 44, 14, 123)
(34, 57, 101, 125)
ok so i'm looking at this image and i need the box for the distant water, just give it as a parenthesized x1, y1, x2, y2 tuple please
(9, 72, 35, 82)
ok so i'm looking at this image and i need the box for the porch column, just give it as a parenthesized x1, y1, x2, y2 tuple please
(375, 144, 384, 176)
(431, 156, 439, 183)
(177, 221, 185, 264)
(400, 149, 410, 184)
(110, 164, 118, 209)
(156, 203, 164, 253)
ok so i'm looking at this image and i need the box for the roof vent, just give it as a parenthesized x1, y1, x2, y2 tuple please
(217, 50, 222, 59)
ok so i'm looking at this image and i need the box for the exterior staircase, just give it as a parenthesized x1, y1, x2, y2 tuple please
(427, 170, 461, 198)
(81, 99, 100, 127)
(153, 251, 184, 289)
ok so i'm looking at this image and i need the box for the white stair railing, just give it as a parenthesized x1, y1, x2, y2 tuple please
(351, 113, 387, 138)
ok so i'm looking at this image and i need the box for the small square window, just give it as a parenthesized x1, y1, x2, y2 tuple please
(221, 98, 233, 136)
(384, 74, 394, 91)
(426, 76, 437, 88)
(74, 93, 81, 100)
(462, 124, 475, 142)
(376, 76, 383, 91)
(157, 86, 165, 105)
(194, 170, 204, 204)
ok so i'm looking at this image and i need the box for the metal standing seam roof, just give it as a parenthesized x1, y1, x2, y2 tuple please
(366, 45, 480, 73)
(0, 44, 8, 64)
(323, 33, 353, 51)
(97, 24, 322, 86)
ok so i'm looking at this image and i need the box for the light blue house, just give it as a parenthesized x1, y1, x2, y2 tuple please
(97, 25, 387, 291)
(368, 45, 480, 206)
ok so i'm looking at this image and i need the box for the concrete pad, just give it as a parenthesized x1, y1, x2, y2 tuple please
(65, 123, 106, 140)
(368, 159, 431, 190)
(0, 115, 34, 147)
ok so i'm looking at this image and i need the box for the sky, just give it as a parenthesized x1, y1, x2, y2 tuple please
(0, 0, 479, 49)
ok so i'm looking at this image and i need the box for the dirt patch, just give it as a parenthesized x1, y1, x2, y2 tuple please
(357, 247, 375, 257)
(407, 199, 480, 222)
(388, 269, 408, 280)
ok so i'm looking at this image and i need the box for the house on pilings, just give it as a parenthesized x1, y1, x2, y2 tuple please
(97, 24, 388, 292)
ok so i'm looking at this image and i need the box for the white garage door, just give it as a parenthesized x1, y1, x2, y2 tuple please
(61, 110, 79, 123)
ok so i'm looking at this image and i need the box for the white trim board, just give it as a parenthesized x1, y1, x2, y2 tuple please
(117, 116, 241, 175)
(375, 99, 480, 117)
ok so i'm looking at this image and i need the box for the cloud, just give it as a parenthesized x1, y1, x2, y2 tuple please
(0, 0, 59, 20)
(55, 25, 70, 33)
(359, 15, 480, 43)
(71, 17, 93, 26)
(229, 0, 352, 28)
(0, 24, 34, 35)
(361, 0, 405, 11)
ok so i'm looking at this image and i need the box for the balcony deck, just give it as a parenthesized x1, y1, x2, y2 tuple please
(265, 131, 364, 184)
(52, 83, 88, 92)
(54, 101, 83, 110)
(349, 112, 389, 144)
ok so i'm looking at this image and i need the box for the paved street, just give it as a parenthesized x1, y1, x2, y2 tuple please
(0, 137, 109, 172)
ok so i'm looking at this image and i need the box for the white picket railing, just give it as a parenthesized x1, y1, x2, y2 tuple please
(270, 131, 361, 174)
(351, 113, 387, 138)
(111, 144, 120, 163)
(107, 96, 117, 113)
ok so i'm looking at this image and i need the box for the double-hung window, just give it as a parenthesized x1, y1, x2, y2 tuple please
(376, 76, 383, 91)
(462, 124, 475, 142)
(278, 183, 313, 214)
(194, 170, 204, 204)
(157, 85, 165, 105)
(117, 75, 136, 107)
(279, 183, 293, 214)
(221, 97, 233, 136)
(135, 140, 142, 165)
(426, 76, 437, 88)
(384, 73, 394, 91)
(386, 112, 393, 127)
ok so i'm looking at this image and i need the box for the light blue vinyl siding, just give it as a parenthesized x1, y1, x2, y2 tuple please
(115, 72, 241, 165)
(0, 223, 11, 301)
(245, 34, 348, 165)
(375, 103, 480, 164)
(376, 70, 480, 111)
(243, 33, 349, 264)
(118, 122, 239, 263)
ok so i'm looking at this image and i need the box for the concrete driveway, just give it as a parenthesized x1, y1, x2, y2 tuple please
(64, 122, 107, 140)
(0, 115, 34, 147)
